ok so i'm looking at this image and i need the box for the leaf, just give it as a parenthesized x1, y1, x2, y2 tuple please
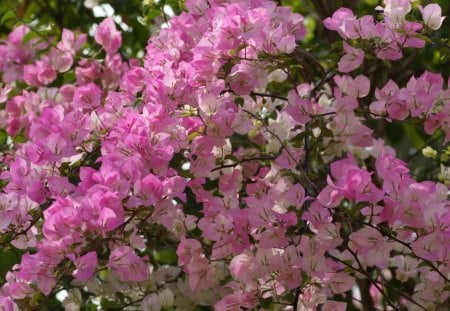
(417, 261, 430, 268)
(147, 9, 161, 20)
(0, 129, 8, 145)
(0, 11, 16, 25)
(63, 70, 76, 84)
(414, 33, 433, 44)
(0, 247, 23, 279)
(321, 127, 334, 138)
(290, 132, 306, 147)
(22, 31, 40, 44)
(234, 97, 244, 106)
(132, 98, 143, 108)
(152, 248, 177, 265)
(281, 292, 296, 303)
(116, 292, 127, 303)
(259, 297, 273, 309)
(100, 297, 122, 309)
(187, 131, 201, 141)
(402, 123, 425, 149)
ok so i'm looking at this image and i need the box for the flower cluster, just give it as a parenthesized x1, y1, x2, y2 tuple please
(0, 0, 449, 310)
(324, 2, 445, 68)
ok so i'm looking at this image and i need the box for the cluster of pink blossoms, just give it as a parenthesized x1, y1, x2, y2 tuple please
(0, 0, 449, 310)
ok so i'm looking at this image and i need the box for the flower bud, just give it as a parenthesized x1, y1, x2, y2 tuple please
(419, 4, 446, 31)
(422, 146, 437, 159)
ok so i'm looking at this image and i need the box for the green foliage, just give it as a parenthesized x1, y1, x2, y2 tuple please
(0, 247, 24, 283)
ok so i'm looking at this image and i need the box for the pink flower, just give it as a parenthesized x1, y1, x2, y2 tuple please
(229, 253, 254, 281)
(57, 29, 86, 55)
(338, 42, 364, 73)
(334, 74, 370, 98)
(327, 272, 355, 294)
(0, 296, 19, 311)
(69, 252, 97, 281)
(370, 79, 399, 116)
(411, 232, 445, 261)
(8, 280, 32, 300)
(185, 255, 215, 290)
(137, 173, 164, 205)
(163, 176, 187, 202)
(323, 8, 359, 39)
(176, 238, 203, 266)
(349, 227, 393, 268)
(94, 17, 122, 54)
(23, 60, 56, 86)
(229, 63, 257, 96)
(108, 246, 149, 282)
(0, 84, 12, 103)
(49, 49, 73, 73)
(73, 83, 102, 109)
(185, 0, 208, 15)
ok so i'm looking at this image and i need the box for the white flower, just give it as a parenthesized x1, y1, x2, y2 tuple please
(83, 0, 99, 9)
(63, 289, 82, 311)
(159, 288, 174, 308)
(419, 4, 446, 31)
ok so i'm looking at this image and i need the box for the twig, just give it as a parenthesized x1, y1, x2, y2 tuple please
(251, 92, 288, 101)
(211, 156, 276, 172)
(243, 109, 320, 193)
(357, 220, 450, 284)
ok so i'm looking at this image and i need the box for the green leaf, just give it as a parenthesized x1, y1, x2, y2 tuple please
(402, 123, 425, 149)
(290, 132, 306, 148)
(259, 297, 273, 309)
(13, 132, 25, 144)
(81, 304, 98, 311)
(321, 127, 334, 138)
(31, 292, 45, 305)
(63, 70, 76, 84)
(152, 247, 178, 265)
(0, 128, 8, 145)
(187, 131, 201, 141)
(234, 97, 244, 106)
(132, 97, 143, 108)
(0, 11, 16, 25)
(100, 297, 122, 309)
(0, 247, 23, 280)
(147, 9, 161, 20)
(281, 292, 296, 303)
(414, 33, 433, 44)
(116, 292, 127, 303)
(417, 261, 430, 268)
(22, 31, 40, 44)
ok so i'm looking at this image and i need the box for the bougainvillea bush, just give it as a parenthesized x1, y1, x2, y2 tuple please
(0, 0, 449, 310)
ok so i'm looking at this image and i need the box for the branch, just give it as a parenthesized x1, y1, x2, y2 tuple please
(292, 46, 326, 76)
(327, 252, 428, 311)
(0, 211, 42, 246)
(358, 220, 450, 284)
(251, 91, 288, 101)
(242, 109, 320, 193)
(211, 156, 276, 172)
